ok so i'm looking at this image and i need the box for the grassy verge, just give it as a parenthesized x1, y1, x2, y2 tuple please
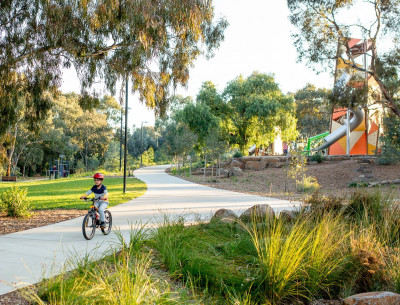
(23, 226, 205, 305)
(17, 190, 400, 305)
(0, 177, 146, 210)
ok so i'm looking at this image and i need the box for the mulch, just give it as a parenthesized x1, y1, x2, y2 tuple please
(0, 209, 87, 236)
(180, 159, 400, 202)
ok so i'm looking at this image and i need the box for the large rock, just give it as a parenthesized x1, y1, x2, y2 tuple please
(269, 161, 285, 168)
(343, 291, 400, 305)
(266, 158, 281, 164)
(220, 161, 231, 169)
(210, 209, 238, 223)
(229, 167, 243, 177)
(245, 160, 267, 171)
(228, 160, 245, 170)
(279, 210, 296, 222)
(240, 156, 261, 163)
(218, 168, 230, 177)
(239, 204, 275, 222)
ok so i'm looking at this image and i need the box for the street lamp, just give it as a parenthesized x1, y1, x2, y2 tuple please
(123, 80, 129, 194)
(140, 121, 148, 167)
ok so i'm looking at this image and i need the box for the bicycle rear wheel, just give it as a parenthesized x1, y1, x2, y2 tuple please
(101, 210, 112, 235)
(82, 213, 96, 240)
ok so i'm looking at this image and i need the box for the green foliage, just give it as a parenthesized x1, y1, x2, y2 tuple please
(310, 153, 324, 163)
(175, 101, 220, 146)
(0, 185, 31, 217)
(294, 84, 331, 138)
(297, 176, 320, 193)
(232, 150, 243, 158)
(378, 115, 400, 164)
(196, 73, 298, 153)
(141, 147, 155, 166)
(244, 214, 348, 303)
(1, 0, 228, 140)
(23, 190, 400, 304)
(151, 216, 258, 297)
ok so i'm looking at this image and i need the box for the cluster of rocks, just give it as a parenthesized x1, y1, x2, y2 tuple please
(210, 204, 295, 224)
(193, 156, 290, 178)
(352, 158, 376, 184)
(193, 155, 380, 178)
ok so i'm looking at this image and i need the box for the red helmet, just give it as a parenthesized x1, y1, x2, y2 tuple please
(93, 173, 104, 180)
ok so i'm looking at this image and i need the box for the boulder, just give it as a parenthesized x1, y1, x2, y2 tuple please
(343, 291, 400, 305)
(229, 167, 243, 177)
(210, 209, 238, 223)
(269, 161, 285, 168)
(279, 210, 296, 221)
(220, 158, 233, 168)
(245, 160, 268, 171)
(219, 168, 230, 177)
(240, 156, 261, 163)
(266, 157, 280, 164)
(220, 161, 231, 169)
(239, 204, 275, 222)
(228, 160, 245, 170)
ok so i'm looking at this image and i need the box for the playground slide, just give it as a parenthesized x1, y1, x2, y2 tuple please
(316, 107, 365, 151)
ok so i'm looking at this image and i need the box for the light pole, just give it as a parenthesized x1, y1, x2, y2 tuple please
(140, 121, 148, 167)
(119, 106, 123, 171)
(123, 80, 129, 194)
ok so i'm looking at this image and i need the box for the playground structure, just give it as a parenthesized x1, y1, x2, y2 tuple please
(248, 38, 385, 157)
(313, 37, 385, 155)
(47, 155, 70, 179)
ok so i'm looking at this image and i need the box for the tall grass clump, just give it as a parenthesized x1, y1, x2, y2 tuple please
(24, 226, 199, 304)
(150, 215, 196, 274)
(345, 190, 400, 246)
(243, 213, 350, 304)
(150, 215, 258, 298)
(31, 253, 176, 304)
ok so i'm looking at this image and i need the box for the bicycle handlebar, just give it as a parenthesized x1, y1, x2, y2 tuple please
(81, 197, 100, 202)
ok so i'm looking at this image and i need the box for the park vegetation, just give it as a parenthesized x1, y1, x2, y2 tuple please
(21, 190, 400, 304)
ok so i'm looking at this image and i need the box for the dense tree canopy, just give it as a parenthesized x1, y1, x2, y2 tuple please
(294, 84, 331, 138)
(0, 0, 228, 137)
(287, 0, 400, 116)
(197, 73, 298, 152)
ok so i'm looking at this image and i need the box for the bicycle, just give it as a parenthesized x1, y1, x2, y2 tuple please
(81, 198, 112, 240)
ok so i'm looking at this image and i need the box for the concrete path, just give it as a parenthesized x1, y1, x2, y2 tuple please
(0, 165, 299, 295)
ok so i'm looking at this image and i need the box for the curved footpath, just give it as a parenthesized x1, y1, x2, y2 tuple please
(0, 165, 300, 295)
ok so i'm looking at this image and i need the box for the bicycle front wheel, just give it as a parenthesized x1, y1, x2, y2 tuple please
(101, 210, 112, 235)
(82, 213, 96, 240)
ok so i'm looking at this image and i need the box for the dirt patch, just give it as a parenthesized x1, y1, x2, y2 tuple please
(178, 159, 400, 202)
(0, 290, 29, 305)
(0, 209, 87, 236)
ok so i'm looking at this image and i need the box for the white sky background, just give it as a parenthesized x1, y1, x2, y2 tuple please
(61, 0, 337, 128)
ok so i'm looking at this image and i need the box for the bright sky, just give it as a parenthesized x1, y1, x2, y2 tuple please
(61, 0, 334, 128)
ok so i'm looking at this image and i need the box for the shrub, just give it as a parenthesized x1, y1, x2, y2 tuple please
(0, 186, 32, 217)
(378, 115, 400, 165)
(297, 175, 320, 193)
(310, 153, 324, 163)
(304, 191, 344, 214)
(350, 230, 388, 292)
(345, 190, 392, 223)
(232, 150, 243, 158)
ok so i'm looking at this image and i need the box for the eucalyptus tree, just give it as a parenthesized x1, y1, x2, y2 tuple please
(294, 84, 331, 138)
(197, 73, 298, 153)
(287, 0, 400, 116)
(0, 0, 228, 136)
(174, 100, 220, 148)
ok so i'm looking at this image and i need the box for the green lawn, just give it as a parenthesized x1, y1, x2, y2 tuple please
(0, 177, 146, 210)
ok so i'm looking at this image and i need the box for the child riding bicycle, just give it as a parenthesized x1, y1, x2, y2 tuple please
(80, 173, 108, 229)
